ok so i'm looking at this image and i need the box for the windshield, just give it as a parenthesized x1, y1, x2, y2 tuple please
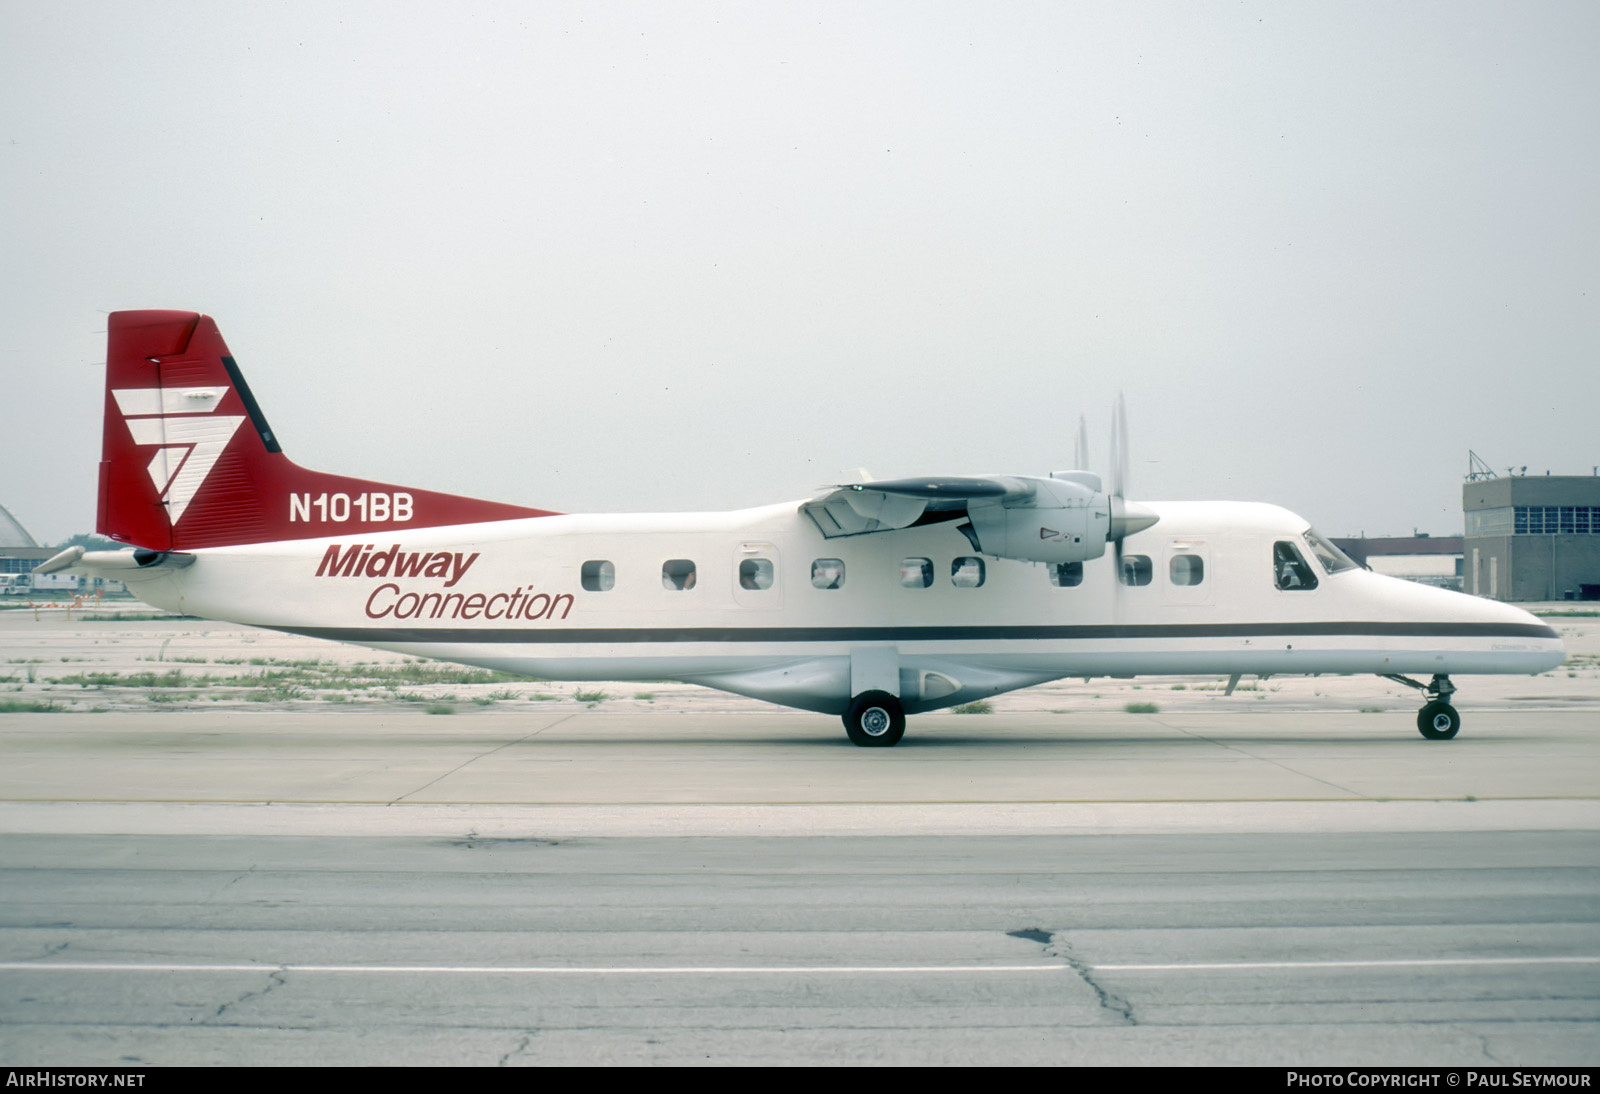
(1302, 528, 1359, 574)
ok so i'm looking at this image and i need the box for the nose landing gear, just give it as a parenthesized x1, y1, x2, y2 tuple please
(1380, 673, 1460, 740)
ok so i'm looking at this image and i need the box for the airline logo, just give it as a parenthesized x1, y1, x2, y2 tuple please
(316, 543, 479, 587)
(315, 543, 575, 622)
(113, 387, 244, 526)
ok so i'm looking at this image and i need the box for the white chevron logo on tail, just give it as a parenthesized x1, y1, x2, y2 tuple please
(112, 387, 245, 525)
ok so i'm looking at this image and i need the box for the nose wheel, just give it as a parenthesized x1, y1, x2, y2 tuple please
(1417, 700, 1460, 740)
(844, 691, 905, 747)
(1381, 673, 1461, 740)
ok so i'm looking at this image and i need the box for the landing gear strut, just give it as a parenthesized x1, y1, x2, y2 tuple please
(1380, 673, 1460, 740)
(844, 691, 905, 747)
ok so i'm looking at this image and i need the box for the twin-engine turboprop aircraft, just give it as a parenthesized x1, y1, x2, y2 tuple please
(43, 310, 1565, 746)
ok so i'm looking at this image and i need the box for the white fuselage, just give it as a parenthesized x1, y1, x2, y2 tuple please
(109, 499, 1564, 714)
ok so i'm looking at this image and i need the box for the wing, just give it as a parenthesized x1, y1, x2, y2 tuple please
(801, 476, 1037, 537)
(799, 471, 1149, 566)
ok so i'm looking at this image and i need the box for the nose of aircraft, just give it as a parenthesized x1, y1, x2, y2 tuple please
(1471, 592, 1567, 670)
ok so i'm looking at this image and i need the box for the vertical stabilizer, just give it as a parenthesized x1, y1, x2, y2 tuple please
(98, 310, 554, 549)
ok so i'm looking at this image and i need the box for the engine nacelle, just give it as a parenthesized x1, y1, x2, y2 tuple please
(965, 478, 1111, 565)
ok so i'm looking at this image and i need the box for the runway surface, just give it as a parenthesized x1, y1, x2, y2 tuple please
(1, 613, 1597, 1065)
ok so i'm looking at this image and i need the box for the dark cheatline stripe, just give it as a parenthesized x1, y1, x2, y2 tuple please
(275, 621, 1560, 645)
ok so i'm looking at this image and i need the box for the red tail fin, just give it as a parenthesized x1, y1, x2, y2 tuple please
(98, 311, 555, 549)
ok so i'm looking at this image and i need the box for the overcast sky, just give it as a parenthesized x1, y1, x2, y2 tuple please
(3, 0, 1596, 546)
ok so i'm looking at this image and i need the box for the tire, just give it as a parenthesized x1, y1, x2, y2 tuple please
(844, 691, 905, 747)
(1417, 700, 1460, 740)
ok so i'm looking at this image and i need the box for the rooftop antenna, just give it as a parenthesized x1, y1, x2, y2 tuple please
(1466, 451, 1497, 481)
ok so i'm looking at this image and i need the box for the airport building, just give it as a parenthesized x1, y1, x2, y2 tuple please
(1463, 473, 1600, 601)
(1330, 535, 1463, 590)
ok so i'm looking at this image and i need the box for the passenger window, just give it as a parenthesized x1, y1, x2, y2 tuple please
(1048, 561, 1084, 587)
(811, 559, 845, 589)
(661, 559, 697, 591)
(1273, 542, 1318, 590)
(1169, 554, 1204, 587)
(738, 558, 774, 590)
(1119, 554, 1153, 586)
(899, 558, 934, 589)
(951, 556, 985, 588)
(580, 560, 615, 592)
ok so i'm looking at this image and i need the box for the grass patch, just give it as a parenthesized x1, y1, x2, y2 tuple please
(424, 703, 455, 715)
(51, 669, 221, 688)
(951, 700, 993, 714)
(1358, 706, 1386, 713)
(1123, 701, 1160, 714)
(0, 699, 66, 713)
(574, 689, 609, 705)
(1169, 683, 1187, 690)
(1533, 609, 1600, 617)
(633, 692, 655, 701)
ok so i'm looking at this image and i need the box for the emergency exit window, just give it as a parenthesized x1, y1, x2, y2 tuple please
(739, 558, 774, 590)
(1169, 554, 1204, 586)
(581, 560, 615, 592)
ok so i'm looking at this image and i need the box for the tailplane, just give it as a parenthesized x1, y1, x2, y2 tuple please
(99, 310, 554, 549)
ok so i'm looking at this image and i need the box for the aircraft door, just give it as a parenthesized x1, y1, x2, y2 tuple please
(733, 542, 783, 610)
(1162, 540, 1212, 606)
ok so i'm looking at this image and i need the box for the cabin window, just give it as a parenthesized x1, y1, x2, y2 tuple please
(1047, 561, 1084, 587)
(580, 560, 615, 592)
(738, 558, 774, 591)
(1273, 541, 1318, 590)
(1169, 554, 1204, 586)
(811, 559, 845, 589)
(951, 556, 985, 588)
(661, 559, 697, 591)
(1119, 554, 1153, 586)
(900, 558, 934, 589)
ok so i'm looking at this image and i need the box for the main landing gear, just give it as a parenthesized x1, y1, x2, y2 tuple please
(844, 691, 905, 747)
(1380, 673, 1460, 740)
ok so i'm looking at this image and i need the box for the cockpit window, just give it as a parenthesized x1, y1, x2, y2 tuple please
(1273, 541, 1318, 590)
(1302, 528, 1358, 574)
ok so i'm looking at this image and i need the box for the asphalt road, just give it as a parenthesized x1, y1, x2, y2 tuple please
(2, 828, 1596, 1066)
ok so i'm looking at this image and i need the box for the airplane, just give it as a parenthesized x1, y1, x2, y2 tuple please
(39, 309, 1566, 746)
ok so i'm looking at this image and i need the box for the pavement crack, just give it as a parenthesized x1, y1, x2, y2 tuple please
(498, 1031, 537, 1066)
(1043, 934, 1138, 1026)
(1168, 722, 1365, 798)
(210, 967, 286, 1022)
(1007, 926, 1136, 1025)
(392, 715, 578, 803)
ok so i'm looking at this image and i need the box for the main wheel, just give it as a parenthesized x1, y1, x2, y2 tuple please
(844, 691, 905, 747)
(1417, 700, 1460, 740)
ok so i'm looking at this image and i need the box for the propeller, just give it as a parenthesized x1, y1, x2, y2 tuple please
(1105, 394, 1158, 584)
(1073, 414, 1090, 475)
